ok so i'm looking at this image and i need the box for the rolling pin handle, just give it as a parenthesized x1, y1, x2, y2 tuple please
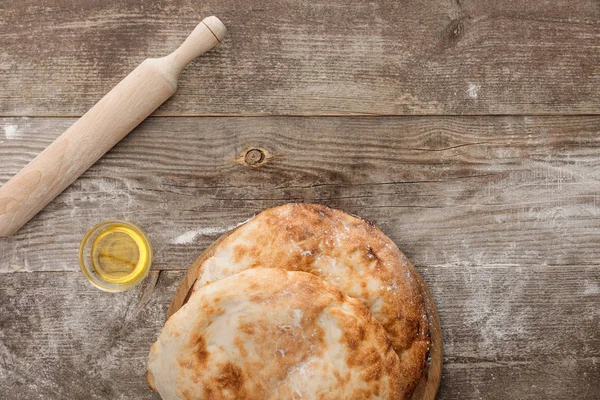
(167, 16, 227, 76)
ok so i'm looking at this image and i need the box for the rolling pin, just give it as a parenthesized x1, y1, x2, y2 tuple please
(0, 16, 226, 237)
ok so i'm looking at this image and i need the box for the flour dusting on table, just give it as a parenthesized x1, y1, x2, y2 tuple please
(171, 216, 255, 244)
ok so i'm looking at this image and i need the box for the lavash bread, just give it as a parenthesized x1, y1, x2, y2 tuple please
(192, 204, 429, 397)
(147, 268, 403, 400)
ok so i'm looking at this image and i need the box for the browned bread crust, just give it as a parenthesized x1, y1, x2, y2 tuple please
(148, 268, 404, 399)
(193, 204, 430, 398)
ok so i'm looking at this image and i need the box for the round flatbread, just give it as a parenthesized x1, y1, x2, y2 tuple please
(148, 268, 402, 399)
(192, 204, 429, 397)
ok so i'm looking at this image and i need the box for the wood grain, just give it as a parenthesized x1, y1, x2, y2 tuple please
(0, 266, 597, 399)
(1, 116, 598, 272)
(2, 2, 599, 397)
(0, 0, 599, 116)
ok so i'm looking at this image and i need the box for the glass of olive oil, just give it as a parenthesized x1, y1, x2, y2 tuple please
(79, 220, 152, 291)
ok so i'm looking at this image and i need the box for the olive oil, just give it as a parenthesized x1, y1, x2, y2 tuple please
(79, 221, 152, 291)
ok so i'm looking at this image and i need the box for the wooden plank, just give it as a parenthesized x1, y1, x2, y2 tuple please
(0, 270, 169, 400)
(420, 265, 600, 361)
(424, 263, 600, 398)
(0, 266, 597, 399)
(0, 0, 599, 116)
(438, 358, 599, 400)
(1, 116, 599, 272)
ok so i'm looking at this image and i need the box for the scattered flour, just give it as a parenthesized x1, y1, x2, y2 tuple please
(4, 124, 18, 139)
(292, 309, 303, 328)
(467, 83, 481, 99)
(170, 216, 254, 245)
(583, 281, 599, 296)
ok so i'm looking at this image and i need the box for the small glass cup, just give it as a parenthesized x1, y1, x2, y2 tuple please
(79, 220, 153, 292)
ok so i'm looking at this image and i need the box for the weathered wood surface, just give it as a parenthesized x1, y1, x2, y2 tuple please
(1, 0, 599, 116)
(2, 0, 600, 398)
(1, 116, 598, 272)
(0, 267, 598, 399)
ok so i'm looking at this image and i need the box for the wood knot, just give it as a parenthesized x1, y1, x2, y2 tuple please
(449, 19, 464, 38)
(235, 147, 270, 168)
(439, 16, 468, 49)
(244, 149, 264, 166)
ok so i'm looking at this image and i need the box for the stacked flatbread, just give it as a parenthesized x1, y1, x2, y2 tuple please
(148, 204, 430, 400)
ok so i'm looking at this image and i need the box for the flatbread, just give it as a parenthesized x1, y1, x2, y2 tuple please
(192, 204, 429, 397)
(148, 268, 402, 399)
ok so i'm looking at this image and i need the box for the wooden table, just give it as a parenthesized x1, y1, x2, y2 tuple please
(1, 1, 598, 399)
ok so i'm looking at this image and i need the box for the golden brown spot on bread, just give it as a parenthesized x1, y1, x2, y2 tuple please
(200, 300, 224, 319)
(146, 372, 156, 391)
(180, 389, 194, 400)
(233, 336, 248, 358)
(290, 227, 309, 242)
(215, 363, 243, 390)
(239, 322, 256, 335)
(199, 362, 248, 399)
(192, 335, 210, 366)
(250, 293, 277, 303)
(249, 246, 262, 259)
(293, 278, 323, 299)
(203, 387, 214, 399)
(232, 245, 247, 263)
(359, 349, 384, 382)
(287, 252, 309, 272)
(343, 322, 366, 353)
(333, 370, 346, 385)
(247, 280, 260, 291)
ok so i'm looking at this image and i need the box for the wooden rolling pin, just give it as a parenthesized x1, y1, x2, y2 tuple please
(0, 16, 226, 237)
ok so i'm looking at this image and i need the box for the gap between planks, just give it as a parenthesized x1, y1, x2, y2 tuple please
(2, 264, 598, 274)
(2, 113, 600, 119)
